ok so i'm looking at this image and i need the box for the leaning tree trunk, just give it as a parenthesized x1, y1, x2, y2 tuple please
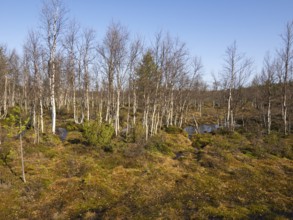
(19, 119, 26, 183)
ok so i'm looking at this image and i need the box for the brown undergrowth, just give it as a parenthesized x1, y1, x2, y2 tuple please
(0, 124, 292, 219)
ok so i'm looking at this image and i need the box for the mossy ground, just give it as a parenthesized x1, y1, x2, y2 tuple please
(0, 124, 292, 219)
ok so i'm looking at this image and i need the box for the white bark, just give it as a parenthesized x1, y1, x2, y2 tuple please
(150, 104, 157, 136)
(279, 21, 293, 135)
(49, 61, 56, 134)
(33, 106, 37, 144)
(85, 75, 90, 121)
(267, 98, 271, 135)
(133, 87, 137, 126)
(40, 99, 44, 133)
(3, 75, 8, 117)
(227, 87, 232, 129)
(115, 89, 120, 136)
(73, 86, 77, 123)
(222, 41, 251, 131)
(41, 0, 67, 134)
(144, 96, 150, 140)
(19, 119, 26, 183)
(126, 90, 131, 135)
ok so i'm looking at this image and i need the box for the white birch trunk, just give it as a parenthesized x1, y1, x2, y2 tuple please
(49, 60, 56, 134)
(126, 90, 131, 135)
(19, 119, 26, 183)
(99, 101, 103, 124)
(3, 75, 8, 117)
(267, 97, 271, 135)
(40, 99, 44, 133)
(115, 89, 120, 136)
(86, 85, 90, 121)
(150, 104, 157, 136)
(169, 91, 174, 126)
(283, 94, 287, 135)
(133, 89, 137, 127)
(227, 88, 232, 129)
(145, 96, 150, 140)
(73, 86, 77, 123)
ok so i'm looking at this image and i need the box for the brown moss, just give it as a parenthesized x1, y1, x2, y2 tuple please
(0, 129, 292, 219)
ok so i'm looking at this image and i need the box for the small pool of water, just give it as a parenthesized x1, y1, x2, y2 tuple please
(184, 124, 219, 137)
(56, 128, 68, 141)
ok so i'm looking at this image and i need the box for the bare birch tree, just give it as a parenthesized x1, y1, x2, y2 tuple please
(80, 28, 96, 121)
(0, 45, 8, 118)
(279, 21, 293, 135)
(136, 51, 160, 139)
(63, 20, 80, 123)
(97, 22, 129, 135)
(222, 41, 252, 130)
(260, 53, 276, 134)
(40, 0, 67, 134)
(126, 38, 143, 134)
(7, 50, 20, 108)
(24, 30, 45, 141)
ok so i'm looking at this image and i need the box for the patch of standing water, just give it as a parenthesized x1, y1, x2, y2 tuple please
(184, 124, 219, 138)
(56, 127, 68, 141)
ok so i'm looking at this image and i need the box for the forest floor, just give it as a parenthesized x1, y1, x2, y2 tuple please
(0, 114, 293, 219)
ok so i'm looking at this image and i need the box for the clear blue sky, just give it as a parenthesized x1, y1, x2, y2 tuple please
(0, 0, 292, 84)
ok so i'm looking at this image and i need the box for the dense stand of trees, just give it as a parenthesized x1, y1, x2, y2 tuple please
(1, 0, 293, 142)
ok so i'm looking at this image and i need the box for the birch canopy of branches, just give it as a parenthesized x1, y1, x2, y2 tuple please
(0, 0, 293, 143)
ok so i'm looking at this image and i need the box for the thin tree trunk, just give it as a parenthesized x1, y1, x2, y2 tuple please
(154, 111, 160, 134)
(19, 120, 26, 183)
(227, 88, 232, 129)
(231, 110, 234, 131)
(150, 104, 157, 136)
(85, 64, 90, 121)
(33, 105, 37, 144)
(267, 97, 271, 135)
(145, 96, 150, 140)
(11, 80, 15, 107)
(49, 60, 56, 134)
(115, 89, 120, 136)
(283, 93, 287, 135)
(105, 98, 110, 123)
(199, 101, 202, 118)
(192, 115, 199, 134)
(23, 74, 28, 114)
(37, 115, 40, 144)
(132, 87, 137, 127)
(73, 86, 77, 123)
(126, 90, 131, 135)
(99, 101, 103, 124)
(3, 75, 8, 117)
(40, 99, 44, 133)
(86, 84, 90, 121)
(169, 90, 174, 126)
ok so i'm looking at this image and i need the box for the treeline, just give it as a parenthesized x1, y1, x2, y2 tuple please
(0, 0, 293, 141)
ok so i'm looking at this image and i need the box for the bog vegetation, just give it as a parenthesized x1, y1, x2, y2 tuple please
(0, 0, 292, 219)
